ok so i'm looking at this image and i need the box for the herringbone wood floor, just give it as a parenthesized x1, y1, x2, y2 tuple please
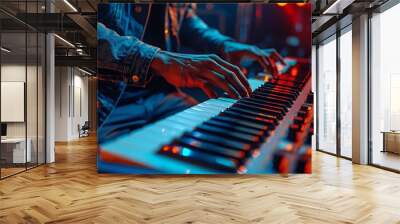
(1, 135, 400, 224)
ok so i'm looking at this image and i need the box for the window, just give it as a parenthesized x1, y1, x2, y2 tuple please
(0, 1, 47, 179)
(339, 28, 352, 158)
(371, 3, 400, 171)
(317, 36, 337, 154)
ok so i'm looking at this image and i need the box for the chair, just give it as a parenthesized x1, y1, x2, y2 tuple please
(78, 121, 90, 138)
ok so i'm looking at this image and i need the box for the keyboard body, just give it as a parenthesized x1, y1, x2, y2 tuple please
(98, 58, 312, 174)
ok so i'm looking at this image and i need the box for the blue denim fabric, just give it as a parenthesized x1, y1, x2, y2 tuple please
(97, 23, 159, 87)
(97, 3, 233, 86)
(97, 3, 233, 143)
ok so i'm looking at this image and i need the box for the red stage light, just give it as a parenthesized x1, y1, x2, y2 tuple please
(162, 145, 170, 151)
(172, 146, 180, 154)
(291, 67, 299, 77)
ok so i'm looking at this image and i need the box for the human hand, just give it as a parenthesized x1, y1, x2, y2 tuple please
(222, 41, 286, 77)
(150, 51, 251, 99)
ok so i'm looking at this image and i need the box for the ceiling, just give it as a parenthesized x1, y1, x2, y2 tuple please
(0, 0, 392, 71)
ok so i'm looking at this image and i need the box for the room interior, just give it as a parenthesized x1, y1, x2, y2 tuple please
(0, 0, 399, 222)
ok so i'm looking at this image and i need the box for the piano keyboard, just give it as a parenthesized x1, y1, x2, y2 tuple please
(99, 58, 313, 174)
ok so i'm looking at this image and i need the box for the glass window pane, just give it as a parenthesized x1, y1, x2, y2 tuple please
(340, 29, 352, 158)
(27, 31, 38, 169)
(371, 4, 400, 171)
(0, 0, 46, 179)
(317, 37, 337, 154)
(1, 31, 27, 177)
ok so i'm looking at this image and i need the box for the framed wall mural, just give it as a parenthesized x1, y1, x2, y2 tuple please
(97, 3, 312, 174)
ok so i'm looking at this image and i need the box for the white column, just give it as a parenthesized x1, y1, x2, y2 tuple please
(352, 14, 369, 164)
(54, 67, 73, 141)
(46, 32, 55, 163)
(45, 0, 56, 163)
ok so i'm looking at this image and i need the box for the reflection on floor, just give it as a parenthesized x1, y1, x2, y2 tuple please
(0, 135, 400, 223)
(373, 150, 400, 171)
(0, 167, 25, 178)
(0, 163, 42, 179)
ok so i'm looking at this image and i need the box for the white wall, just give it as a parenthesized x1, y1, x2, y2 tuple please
(1, 65, 26, 139)
(1, 64, 41, 138)
(72, 70, 89, 136)
(1, 63, 46, 164)
(55, 67, 69, 141)
(54, 67, 89, 141)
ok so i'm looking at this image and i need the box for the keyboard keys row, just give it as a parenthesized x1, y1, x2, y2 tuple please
(158, 69, 309, 173)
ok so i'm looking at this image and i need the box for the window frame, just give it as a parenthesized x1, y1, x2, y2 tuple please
(315, 24, 353, 161)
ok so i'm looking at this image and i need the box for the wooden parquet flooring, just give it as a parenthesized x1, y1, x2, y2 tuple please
(1, 135, 400, 224)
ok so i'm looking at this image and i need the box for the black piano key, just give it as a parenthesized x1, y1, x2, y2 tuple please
(257, 90, 299, 100)
(238, 98, 287, 114)
(187, 130, 253, 151)
(240, 98, 288, 113)
(239, 97, 287, 111)
(255, 88, 297, 99)
(221, 110, 278, 126)
(177, 137, 246, 160)
(234, 102, 284, 120)
(252, 93, 293, 107)
(196, 123, 260, 143)
(159, 145, 239, 172)
(212, 115, 270, 131)
(252, 90, 294, 101)
(252, 91, 295, 102)
(228, 107, 279, 122)
(261, 82, 298, 92)
(258, 85, 299, 96)
(204, 119, 265, 137)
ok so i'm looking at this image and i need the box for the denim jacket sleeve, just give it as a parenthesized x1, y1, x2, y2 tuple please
(180, 8, 234, 55)
(97, 22, 160, 87)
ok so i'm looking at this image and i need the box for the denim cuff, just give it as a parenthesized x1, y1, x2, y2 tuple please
(126, 42, 160, 87)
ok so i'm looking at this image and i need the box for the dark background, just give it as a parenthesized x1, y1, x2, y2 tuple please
(196, 3, 311, 59)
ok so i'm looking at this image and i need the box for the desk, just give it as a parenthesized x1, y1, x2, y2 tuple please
(1, 138, 31, 163)
(382, 131, 400, 154)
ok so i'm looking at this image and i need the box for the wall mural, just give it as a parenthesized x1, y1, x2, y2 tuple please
(97, 3, 312, 174)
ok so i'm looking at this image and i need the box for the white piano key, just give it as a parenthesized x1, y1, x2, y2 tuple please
(248, 79, 264, 91)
